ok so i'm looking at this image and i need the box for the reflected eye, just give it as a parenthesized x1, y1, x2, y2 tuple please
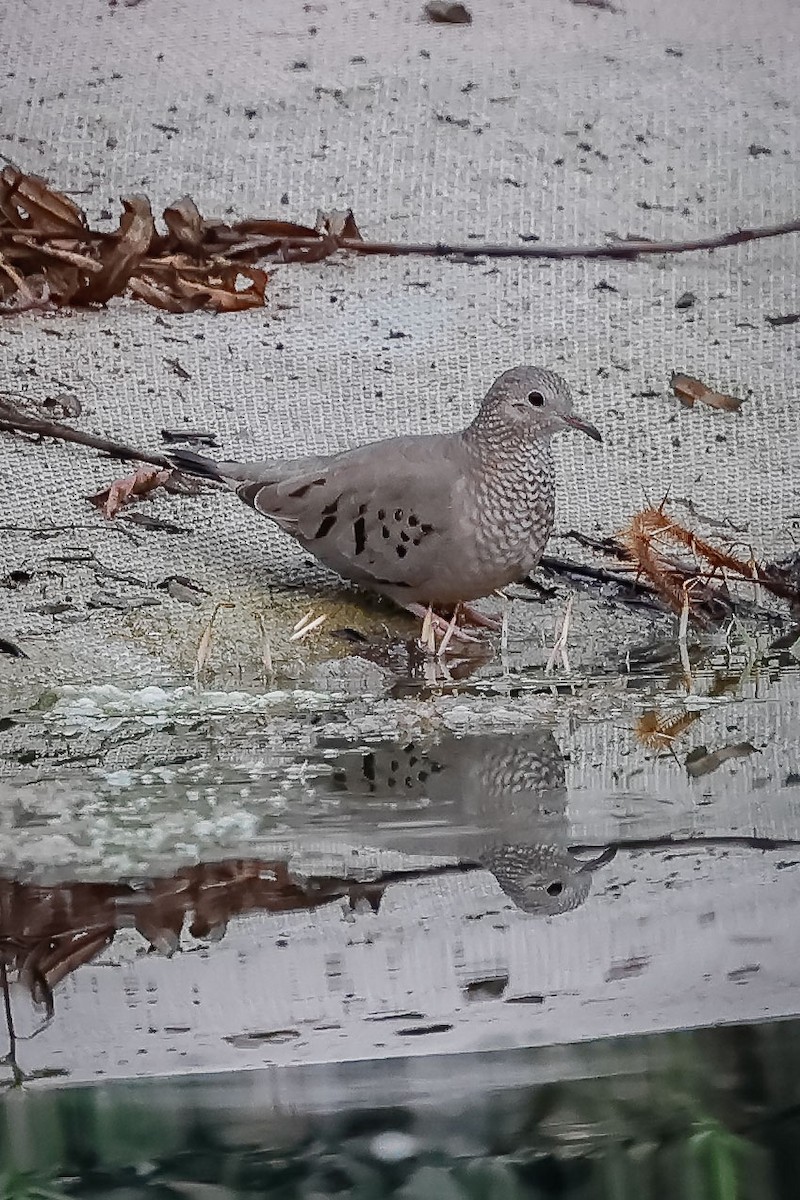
(527, 391, 545, 407)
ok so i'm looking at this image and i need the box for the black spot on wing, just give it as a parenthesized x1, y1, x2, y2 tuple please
(314, 514, 337, 539)
(353, 515, 366, 555)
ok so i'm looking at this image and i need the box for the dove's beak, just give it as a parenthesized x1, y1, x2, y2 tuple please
(563, 414, 602, 442)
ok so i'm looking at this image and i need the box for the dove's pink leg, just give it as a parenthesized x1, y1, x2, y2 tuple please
(404, 603, 482, 645)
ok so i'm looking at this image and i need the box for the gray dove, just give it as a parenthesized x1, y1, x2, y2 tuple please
(170, 366, 601, 637)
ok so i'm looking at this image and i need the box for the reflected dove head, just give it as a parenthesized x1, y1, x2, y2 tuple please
(477, 843, 593, 916)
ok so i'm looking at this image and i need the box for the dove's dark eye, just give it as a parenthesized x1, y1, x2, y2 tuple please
(527, 390, 545, 407)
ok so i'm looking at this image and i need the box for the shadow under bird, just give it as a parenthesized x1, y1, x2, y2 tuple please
(170, 365, 601, 637)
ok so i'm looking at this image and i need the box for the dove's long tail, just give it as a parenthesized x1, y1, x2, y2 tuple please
(168, 448, 226, 481)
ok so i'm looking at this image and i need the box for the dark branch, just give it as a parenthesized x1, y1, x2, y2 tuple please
(216, 218, 800, 264)
(0, 410, 171, 468)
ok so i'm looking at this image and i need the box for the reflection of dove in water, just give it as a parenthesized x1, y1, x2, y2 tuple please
(320, 729, 609, 915)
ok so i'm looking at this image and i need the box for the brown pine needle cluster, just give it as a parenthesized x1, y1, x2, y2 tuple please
(635, 709, 702, 750)
(618, 505, 799, 625)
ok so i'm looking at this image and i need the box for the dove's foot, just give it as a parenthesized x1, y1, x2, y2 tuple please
(404, 602, 482, 654)
(458, 602, 503, 631)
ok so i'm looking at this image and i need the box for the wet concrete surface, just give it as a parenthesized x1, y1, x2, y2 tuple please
(1, 637, 799, 1086)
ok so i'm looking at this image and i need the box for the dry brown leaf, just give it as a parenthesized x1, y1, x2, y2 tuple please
(685, 741, 757, 778)
(316, 208, 363, 241)
(424, 1, 472, 22)
(163, 196, 205, 252)
(670, 372, 744, 412)
(0, 165, 87, 235)
(132, 262, 268, 313)
(0, 166, 359, 313)
(0, 250, 48, 309)
(39, 263, 82, 305)
(88, 465, 173, 518)
(127, 269, 210, 313)
(76, 196, 155, 304)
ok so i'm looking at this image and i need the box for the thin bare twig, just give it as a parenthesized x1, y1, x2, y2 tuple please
(234, 218, 800, 263)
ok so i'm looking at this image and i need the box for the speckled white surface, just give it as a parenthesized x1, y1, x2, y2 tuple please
(1, 0, 799, 679)
(1, 0, 799, 1083)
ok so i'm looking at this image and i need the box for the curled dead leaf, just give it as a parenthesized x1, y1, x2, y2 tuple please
(0, 165, 87, 235)
(75, 196, 155, 304)
(130, 262, 268, 313)
(670, 372, 744, 412)
(316, 208, 363, 241)
(88, 465, 173, 518)
(0, 166, 358, 313)
(163, 195, 205, 252)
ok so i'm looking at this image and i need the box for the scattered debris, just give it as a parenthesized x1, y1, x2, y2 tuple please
(289, 609, 327, 641)
(160, 428, 218, 446)
(767, 550, 800, 598)
(685, 741, 758, 778)
(605, 955, 649, 982)
(87, 465, 173, 518)
(570, 0, 620, 11)
(675, 291, 697, 309)
(464, 975, 509, 1000)
(619, 503, 800, 624)
(163, 357, 192, 380)
(0, 635, 27, 658)
(0, 388, 82, 422)
(748, 144, 772, 157)
(670, 372, 745, 412)
(1, 570, 33, 589)
(87, 589, 162, 611)
(424, 1, 472, 23)
(544, 594, 575, 675)
(636, 709, 702, 751)
(195, 601, 235, 679)
(118, 511, 186, 534)
(765, 312, 800, 327)
(158, 575, 210, 606)
(2, 165, 799, 309)
(536, 555, 662, 614)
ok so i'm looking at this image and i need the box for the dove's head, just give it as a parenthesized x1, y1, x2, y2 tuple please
(473, 365, 602, 444)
